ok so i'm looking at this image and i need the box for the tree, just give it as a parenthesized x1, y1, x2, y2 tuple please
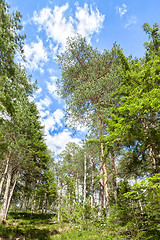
(0, 0, 52, 220)
(106, 23, 160, 176)
(57, 35, 121, 215)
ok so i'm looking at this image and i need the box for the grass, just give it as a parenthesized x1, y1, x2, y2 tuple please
(0, 211, 125, 240)
(1, 211, 159, 239)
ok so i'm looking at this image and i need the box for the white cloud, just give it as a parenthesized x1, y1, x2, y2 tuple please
(117, 4, 127, 17)
(33, 3, 75, 53)
(47, 76, 62, 102)
(32, 3, 105, 54)
(38, 107, 80, 155)
(40, 108, 64, 134)
(46, 129, 81, 155)
(39, 110, 50, 118)
(53, 109, 64, 126)
(36, 96, 52, 111)
(36, 87, 42, 94)
(125, 16, 137, 28)
(75, 3, 105, 41)
(23, 37, 48, 72)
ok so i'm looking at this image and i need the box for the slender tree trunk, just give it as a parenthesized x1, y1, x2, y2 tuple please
(98, 118, 105, 217)
(98, 155, 104, 216)
(111, 151, 118, 203)
(91, 160, 95, 208)
(5, 172, 19, 219)
(83, 154, 87, 207)
(58, 182, 62, 222)
(31, 192, 36, 213)
(0, 151, 11, 198)
(82, 154, 87, 220)
(141, 117, 157, 172)
(149, 146, 157, 172)
(44, 192, 47, 214)
(76, 172, 79, 201)
(103, 165, 109, 217)
(0, 166, 12, 220)
(22, 196, 27, 210)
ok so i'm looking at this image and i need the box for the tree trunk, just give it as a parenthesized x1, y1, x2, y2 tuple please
(83, 154, 87, 207)
(98, 155, 104, 217)
(5, 172, 19, 219)
(0, 151, 11, 198)
(149, 146, 157, 172)
(0, 166, 12, 220)
(76, 172, 79, 201)
(91, 160, 95, 208)
(141, 117, 157, 172)
(98, 118, 105, 217)
(44, 192, 47, 214)
(58, 182, 62, 222)
(111, 151, 118, 203)
(103, 164, 110, 216)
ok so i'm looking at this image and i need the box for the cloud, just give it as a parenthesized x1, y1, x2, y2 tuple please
(125, 16, 137, 28)
(39, 108, 64, 134)
(36, 87, 42, 95)
(37, 107, 80, 155)
(36, 96, 52, 111)
(45, 129, 81, 155)
(33, 3, 74, 53)
(75, 3, 105, 41)
(47, 76, 62, 102)
(117, 4, 127, 18)
(23, 37, 48, 72)
(32, 3, 105, 53)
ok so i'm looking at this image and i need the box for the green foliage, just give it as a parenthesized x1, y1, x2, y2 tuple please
(57, 35, 121, 130)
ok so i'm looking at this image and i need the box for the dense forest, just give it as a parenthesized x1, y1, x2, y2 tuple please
(0, 0, 160, 239)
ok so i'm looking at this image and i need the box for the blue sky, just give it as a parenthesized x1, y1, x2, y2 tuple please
(8, 0, 160, 155)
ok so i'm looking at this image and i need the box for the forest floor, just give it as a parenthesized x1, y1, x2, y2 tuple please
(0, 212, 128, 240)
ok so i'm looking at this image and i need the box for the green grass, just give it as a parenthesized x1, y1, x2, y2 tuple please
(0, 211, 124, 240)
(1, 211, 159, 240)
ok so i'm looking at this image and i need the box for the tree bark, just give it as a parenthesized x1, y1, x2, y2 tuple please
(0, 151, 11, 198)
(111, 151, 118, 203)
(58, 182, 62, 222)
(76, 172, 79, 201)
(91, 159, 95, 208)
(5, 171, 19, 219)
(101, 143, 110, 217)
(98, 154, 104, 217)
(0, 166, 12, 220)
(149, 146, 157, 172)
(44, 192, 47, 214)
(83, 154, 87, 207)
(98, 116, 110, 217)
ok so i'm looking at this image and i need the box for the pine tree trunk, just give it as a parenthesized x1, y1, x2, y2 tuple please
(58, 182, 62, 222)
(103, 164, 109, 216)
(111, 151, 118, 203)
(91, 160, 95, 208)
(76, 172, 79, 201)
(5, 172, 19, 219)
(44, 192, 47, 214)
(83, 154, 87, 207)
(0, 151, 11, 197)
(102, 143, 110, 217)
(149, 146, 157, 172)
(98, 118, 105, 217)
(98, 155, 104, 216)
(141, 117, 157, 172)
(0, 166, 12, 220)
